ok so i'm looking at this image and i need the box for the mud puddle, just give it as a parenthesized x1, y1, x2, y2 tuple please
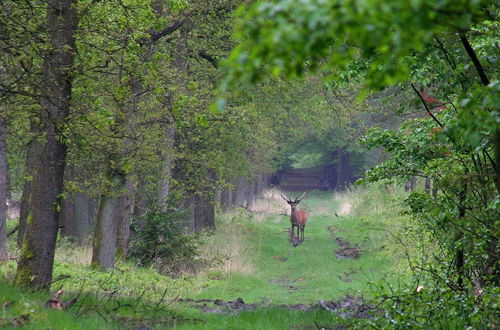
(327, 226, 361, 259)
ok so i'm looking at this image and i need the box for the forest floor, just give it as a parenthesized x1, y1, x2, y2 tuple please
(0, 187, 411, 329)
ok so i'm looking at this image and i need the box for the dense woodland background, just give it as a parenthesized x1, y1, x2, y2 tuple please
(0, 0, 498, 328)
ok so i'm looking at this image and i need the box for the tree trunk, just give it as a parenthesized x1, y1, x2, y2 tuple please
(193, 169, 216, 231)
(60, 191, 97, 244)
(193, 193, 215, 232)
(59, 165, 76, 241)
(91, 173, 125, 269)
(15, 0, 77, 289)
(132, 179, 147, 230)
(409, 176, 417, 192)
(220, 189, 232, 212)
(245, 179, 254, 210)
(0, 116, 8, 262)
(17, 176, 30, 248)
(425, 177, 431, 194)
(235, 177, 247, 207)
(432, 180, 438, 197)
(116, 178, 133, 261)
(158, 125, 176, 210)
(495, 129, 500, 195)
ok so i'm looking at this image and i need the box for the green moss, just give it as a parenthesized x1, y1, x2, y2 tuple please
(19, 237, 35, 260)
(14, 265, 33, 287)
(26, 212, 33, 225)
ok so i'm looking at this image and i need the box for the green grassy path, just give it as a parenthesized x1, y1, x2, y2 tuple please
(186, 191, 402, 306)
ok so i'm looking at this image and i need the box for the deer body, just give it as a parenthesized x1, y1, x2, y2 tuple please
(282, 193, 308, 246)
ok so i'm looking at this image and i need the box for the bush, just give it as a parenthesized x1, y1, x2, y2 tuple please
(129, 205, 201, 277)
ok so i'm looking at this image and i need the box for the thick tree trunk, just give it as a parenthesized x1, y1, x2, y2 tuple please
(116, 178, 133, 261)
(17, 176, 30, 248)
(495, 129, 500, 195)
(91, 173, 125, 269)
(15, 0, 77, 288)
(0, 116, 8, 262)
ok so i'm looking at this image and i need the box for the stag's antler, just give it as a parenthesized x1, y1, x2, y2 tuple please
(280, 194, 290, 202)
(295, 192, 306, 203)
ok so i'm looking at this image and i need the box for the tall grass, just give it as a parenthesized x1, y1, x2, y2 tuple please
(197, 218, 255, 276)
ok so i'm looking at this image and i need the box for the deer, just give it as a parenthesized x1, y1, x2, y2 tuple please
(281, 192, 308, 246)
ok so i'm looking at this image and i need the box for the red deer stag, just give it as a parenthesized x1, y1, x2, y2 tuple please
(281, 192, 308, 246)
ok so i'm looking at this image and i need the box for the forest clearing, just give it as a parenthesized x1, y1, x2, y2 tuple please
(0, 0, 498, 329)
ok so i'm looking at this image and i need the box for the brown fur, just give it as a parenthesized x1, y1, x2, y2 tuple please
(282, 193, 308, 246)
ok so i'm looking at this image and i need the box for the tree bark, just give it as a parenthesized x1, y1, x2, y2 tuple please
(425, 176, 431, 194)
(193, 193, 215, 232)
(0, 116, 8, 262)
(116, 178, 133, 261)
(15, 0, 77, 288)
(235, 177, 247, 207)
(60, 192, 97, 244)
(132, 177, 147, 230)
(193, 169, 216, 231)
(432, 180, 438, 197)
(220, 189, 232, 212)
(91, 173, 125, 269)
(17, 175, 30, 248)
(158, 125, 176, 211)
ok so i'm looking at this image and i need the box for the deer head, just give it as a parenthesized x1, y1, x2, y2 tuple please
(281, 192, 306, 212)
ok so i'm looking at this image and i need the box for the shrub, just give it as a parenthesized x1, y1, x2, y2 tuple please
(129, 205, 201, 277)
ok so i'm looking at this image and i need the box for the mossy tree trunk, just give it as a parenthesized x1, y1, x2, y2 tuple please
(116, 178, 133, 261)
(15, 0, 77, 288)
(0, 115, 8, 262)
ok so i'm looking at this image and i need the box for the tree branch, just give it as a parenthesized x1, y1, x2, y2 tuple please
(197, 50, 218, 69)
(410, 83, 444, 128)
(460, 33, 490, 86)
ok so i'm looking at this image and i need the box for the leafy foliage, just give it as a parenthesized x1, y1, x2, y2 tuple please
(129, 204, 201, 276)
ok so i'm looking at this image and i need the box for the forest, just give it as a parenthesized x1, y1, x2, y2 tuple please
(0, 0, 498, 328)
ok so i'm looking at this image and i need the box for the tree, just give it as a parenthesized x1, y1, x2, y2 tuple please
(15, 0, 78, 288)
(0, 115, 8, 262)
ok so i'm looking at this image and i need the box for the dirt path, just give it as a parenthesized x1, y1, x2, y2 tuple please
(178, 296, 374, 318)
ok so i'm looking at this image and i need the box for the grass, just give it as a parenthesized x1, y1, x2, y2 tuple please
(0, 184, 412, 329)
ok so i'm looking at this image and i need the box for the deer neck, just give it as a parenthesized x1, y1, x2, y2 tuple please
(290, 206, 299, 223)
